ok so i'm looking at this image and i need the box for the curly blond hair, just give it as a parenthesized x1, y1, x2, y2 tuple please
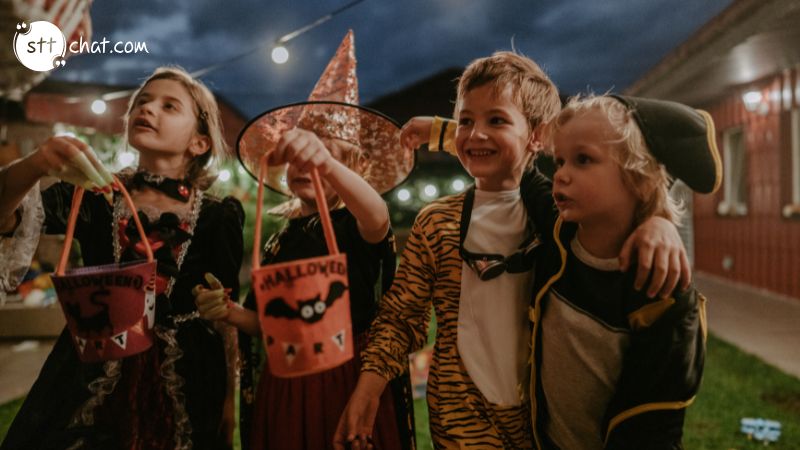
(556, 95, 684, 226)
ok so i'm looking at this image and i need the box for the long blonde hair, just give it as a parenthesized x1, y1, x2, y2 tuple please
(125, 67, 227, 190)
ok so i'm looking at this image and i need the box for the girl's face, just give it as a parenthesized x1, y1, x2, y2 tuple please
(128, 79, 209, 163)
(551, 110, 638, 228)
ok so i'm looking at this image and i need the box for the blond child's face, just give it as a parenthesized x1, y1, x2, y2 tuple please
(128, 79, 208, 165)
(552, 110, 638, 228)
(455, 83, 536, 191)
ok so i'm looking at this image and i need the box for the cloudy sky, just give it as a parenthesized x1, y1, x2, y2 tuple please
(52, 0, 735, 117)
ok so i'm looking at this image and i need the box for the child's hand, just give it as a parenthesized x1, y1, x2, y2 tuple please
(619, 216, 691, 298)
(399, 116, 435, 151)
(333, 372, 387, 450)
(192, 272, 232, 321)
(333, 392, 380, 450)
(271, 128, 336, 175)
(32, 136, 114, 191)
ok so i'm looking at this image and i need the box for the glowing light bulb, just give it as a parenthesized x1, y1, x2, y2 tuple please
(271, 46, 289, 64)
(397, 188, 411, 202)
(91, 99, 107, 115)
(423, 184, 438, 198)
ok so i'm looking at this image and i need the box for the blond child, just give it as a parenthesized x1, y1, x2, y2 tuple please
(194, 31, 415, 450)
(529, 94, 715, 449)
(195, 127, 413, 450)
(1, 67, 243, 450)
(335, 52, 691, 449)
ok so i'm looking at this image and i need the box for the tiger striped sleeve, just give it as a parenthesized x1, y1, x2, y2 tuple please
(361, 208, 436, 380)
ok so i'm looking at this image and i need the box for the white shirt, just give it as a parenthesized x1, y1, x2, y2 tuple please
(457, 188, 534, 406)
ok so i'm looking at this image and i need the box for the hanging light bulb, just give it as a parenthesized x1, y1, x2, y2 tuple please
(396, 188, 411, 202)
(271, 46, 289, 64)
(91, 99, 107, 115)
(741, 90, 762, 112)
(423, 184, 438, 199)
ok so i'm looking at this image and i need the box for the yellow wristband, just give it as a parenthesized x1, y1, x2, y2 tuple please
(429, 116, 445, 152)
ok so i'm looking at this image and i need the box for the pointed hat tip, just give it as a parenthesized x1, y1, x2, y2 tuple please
(307, 30, 358, 104)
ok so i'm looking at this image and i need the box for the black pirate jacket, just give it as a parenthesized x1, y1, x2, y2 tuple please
(528, 217, 706, 450)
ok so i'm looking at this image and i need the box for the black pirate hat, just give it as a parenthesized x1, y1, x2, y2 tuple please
(610, 95, 722, 194)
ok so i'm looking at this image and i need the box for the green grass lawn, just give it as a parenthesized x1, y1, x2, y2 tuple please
(0, 397, 23, 440)
(684, 334, 800, 449)
(2, 333, 798, 448)
(411, 334, 800, 449)
(413, 397, 434, 450)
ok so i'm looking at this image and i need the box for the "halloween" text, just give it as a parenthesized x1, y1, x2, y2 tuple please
(258, 260, 347, 291)
(53, 274, 145, 291)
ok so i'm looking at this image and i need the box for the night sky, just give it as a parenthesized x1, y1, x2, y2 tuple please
(51, 0, 735, 117)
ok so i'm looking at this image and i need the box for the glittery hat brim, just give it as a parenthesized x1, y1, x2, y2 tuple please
(236, 100, 416, 201)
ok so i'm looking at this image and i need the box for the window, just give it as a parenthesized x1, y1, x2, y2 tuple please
(791, 109, 800, 204)
(717, 128, 748, 216)
(785, 109, 800, 218)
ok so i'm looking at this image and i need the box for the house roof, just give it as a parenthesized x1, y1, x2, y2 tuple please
(625, 0, 800, 106)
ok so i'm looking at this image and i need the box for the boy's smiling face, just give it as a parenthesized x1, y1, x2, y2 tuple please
(455, 83, 537, 191)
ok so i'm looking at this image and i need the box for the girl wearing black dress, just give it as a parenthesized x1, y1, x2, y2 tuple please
(0, 67, 243, 450)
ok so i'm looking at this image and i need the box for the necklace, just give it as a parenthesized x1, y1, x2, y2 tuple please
(129, 170, 193, 203)
(112, 188, 204, 298)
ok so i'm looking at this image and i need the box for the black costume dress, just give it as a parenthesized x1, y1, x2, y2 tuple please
(238, 208, 414, 450)
(1, 180, 244, 450)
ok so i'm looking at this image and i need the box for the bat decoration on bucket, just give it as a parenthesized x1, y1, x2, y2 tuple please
(264, 281, 348, 324)
(63, 288, 113, 336)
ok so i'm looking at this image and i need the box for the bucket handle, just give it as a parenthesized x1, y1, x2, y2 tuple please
(252, 152, 339, 270)
(56, 175, 154, 276)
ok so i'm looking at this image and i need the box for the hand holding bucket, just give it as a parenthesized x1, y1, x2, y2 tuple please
(251, 153, 353, 378)
(52, 177, 158, 362)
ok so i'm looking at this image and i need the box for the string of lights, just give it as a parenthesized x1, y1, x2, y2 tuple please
(88, 0, 367, 106)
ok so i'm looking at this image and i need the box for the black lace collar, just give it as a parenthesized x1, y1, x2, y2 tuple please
(128, 170, 193, 203)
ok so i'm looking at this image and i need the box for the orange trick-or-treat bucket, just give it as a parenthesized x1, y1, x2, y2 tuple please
(251, 154, 353, 377)
(52, 177, 157, 363)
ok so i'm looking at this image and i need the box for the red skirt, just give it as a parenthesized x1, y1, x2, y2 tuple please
(250, 332, 404, 450)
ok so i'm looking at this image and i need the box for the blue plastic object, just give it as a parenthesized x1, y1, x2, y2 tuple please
(740, 417, 781, 443)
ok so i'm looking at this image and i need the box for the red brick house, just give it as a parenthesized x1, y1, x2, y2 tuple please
(626, 0, 800, 300)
